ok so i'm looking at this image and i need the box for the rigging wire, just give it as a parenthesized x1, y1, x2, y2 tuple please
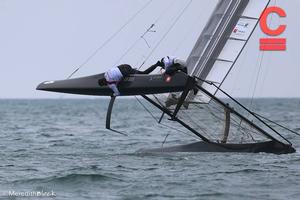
(214, 81, 292, 145)
(199, 101, 262, 141)
(253, 112, 300, 137)
(196, 104, 258, 143)
(196, 77, 293, 144)
(139, 0, 194, 70)
(258, 0, 277, 95)
(192, 99, 266, 143)
(180, 108, 213, 140)
(249, 0, 277, 109)
(249, 52, 265, 108)
(135, 97, 158, 122)
(113, 0, 177, 66)
(144, 0, 194, 118)
(171, 2, 205, 55)
(67, 0, 153, 79)
(112, 0, 193, 137)
(135, 96, 200, 140)
(129, 0, 195, 139)
(135, 97, 187, 134)
(113, 24, 156, 66)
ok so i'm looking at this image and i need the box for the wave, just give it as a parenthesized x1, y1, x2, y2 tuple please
(214, 168, 267, 174)
(39, 127, 66, 133)
(294, 127, 300, 131)
(50, 173, 119, 183)
(12, 173, 122, 186)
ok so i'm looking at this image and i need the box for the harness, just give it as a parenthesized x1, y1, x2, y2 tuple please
(106, 80, 119, 85)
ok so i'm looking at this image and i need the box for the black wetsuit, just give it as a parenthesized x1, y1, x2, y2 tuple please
(164, 63, 187, 75)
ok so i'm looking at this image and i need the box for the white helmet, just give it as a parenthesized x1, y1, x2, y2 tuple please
(161, 56, 175, 69)
(161, 56, 187, 69)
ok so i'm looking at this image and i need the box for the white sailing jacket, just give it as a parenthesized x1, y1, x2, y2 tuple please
(162, 56, 187, 71)
(104, 67, 124, 96)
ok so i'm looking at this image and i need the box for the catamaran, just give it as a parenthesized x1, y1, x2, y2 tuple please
(37, 0, 298, 154)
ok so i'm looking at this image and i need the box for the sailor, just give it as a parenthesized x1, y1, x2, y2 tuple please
(98, 63, 162, 96)
(158, 56, 187, 75)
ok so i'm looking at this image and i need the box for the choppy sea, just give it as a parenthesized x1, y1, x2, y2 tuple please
(0, 99, 299, 200)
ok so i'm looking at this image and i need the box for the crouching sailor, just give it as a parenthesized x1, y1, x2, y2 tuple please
(98, 62, 162, 96)
(159, 56, 187, 75)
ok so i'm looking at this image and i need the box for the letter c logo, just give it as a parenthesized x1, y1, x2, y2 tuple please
(260, 6, 286, 36)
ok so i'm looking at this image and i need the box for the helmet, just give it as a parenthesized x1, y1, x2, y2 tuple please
(161, 56, 175, 69)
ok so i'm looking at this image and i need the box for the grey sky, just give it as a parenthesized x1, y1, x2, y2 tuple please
(0, 0, 299, 98)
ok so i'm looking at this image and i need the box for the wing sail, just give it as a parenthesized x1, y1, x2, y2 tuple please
(186, 0, 271, 103)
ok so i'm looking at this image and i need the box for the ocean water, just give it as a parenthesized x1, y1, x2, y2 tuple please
(0, 99, 299, 200)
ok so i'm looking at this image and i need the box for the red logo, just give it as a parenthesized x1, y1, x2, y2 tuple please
(165, 75, 172, 83)
(260, 6, 287, 51)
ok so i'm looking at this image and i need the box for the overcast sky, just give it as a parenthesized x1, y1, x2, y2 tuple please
(0, 0, 299, 98)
